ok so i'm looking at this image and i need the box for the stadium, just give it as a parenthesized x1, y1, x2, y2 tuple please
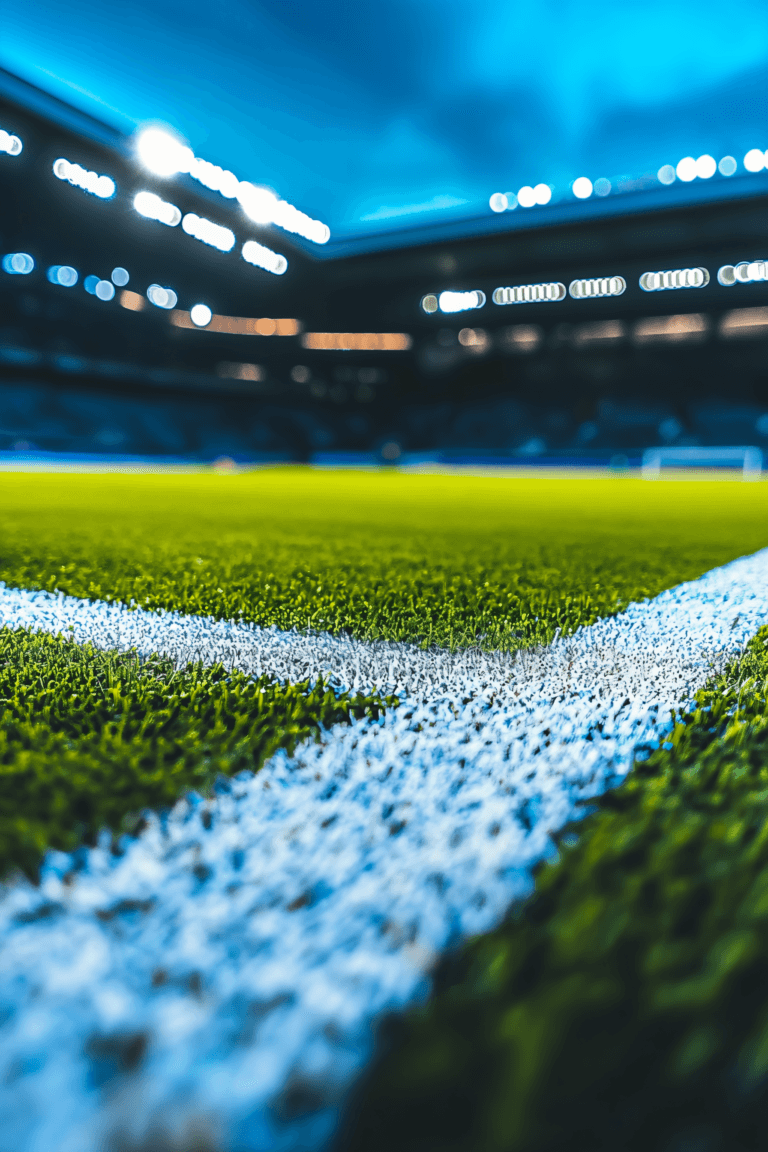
(2, 4, 768, 1150)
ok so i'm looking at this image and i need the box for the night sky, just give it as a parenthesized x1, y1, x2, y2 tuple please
(2, 0, 768, 239)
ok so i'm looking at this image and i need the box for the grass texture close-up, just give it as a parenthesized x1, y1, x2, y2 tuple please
(2, 466, 768, 1152)
(2, 467, 768, 646)
(342, 628, 768, 1152)
(0, 626, 384, 879)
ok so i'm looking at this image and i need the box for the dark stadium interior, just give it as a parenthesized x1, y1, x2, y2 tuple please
(2, 67, 768, 466)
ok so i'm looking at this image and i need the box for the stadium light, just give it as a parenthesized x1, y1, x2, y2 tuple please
(434, 290, 486, 313)
(182, 213, 235, 252)
(569, 276, 626, 299)
(718, 262, 768, 285)
(136, 128, 194, 177)
(2, 252, 34, 275)
(744, 148, 766, 173)
(190, 304, 213, 327)
(133, 191, 182, 227)
(147, 284, 178, 309)
(572, 177, 593, 200)
(133, 127, 331, 244)
(46, 265, 78, 287)
(0, 129, 22, 156)
(639, 267, 709, 291)
(238, 183, 331, 244)
(492, 282, 566, 305)
(53, 158, 115, 199)
(241, 240, 288, 275)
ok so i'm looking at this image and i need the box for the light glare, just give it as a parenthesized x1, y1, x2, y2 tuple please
(657, 164, 676, 185)
(572, 177, 592, 200)
(46, 265, 78, 287)
(2, 252, 34, 275)
(0, 129, 22, 156)
(95, 280, 115, 301)
(53, 157, 115, 199)
(492, 281, 566, 305)
(241, 240, 288, 275)
(111, 267, 130, 287)
(182, 213, 235, 252)
(744, 149, 766, 173)
(437, 289, 485, 313)
(569, 276, 626, 299)
(676, 156, 697, 182)
(147, 284, 178, 309)
(719, 156, 737, 177)
(489, 192, 508, 213)
(695, 154, 716, 179)
(190, 304, 213, 327)
(136, 128, 193, 177)
(133, 191, 182, 227)
(639, 267, 710, 291)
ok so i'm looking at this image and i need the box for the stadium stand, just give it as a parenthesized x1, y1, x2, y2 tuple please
(2, 65, 768, 465)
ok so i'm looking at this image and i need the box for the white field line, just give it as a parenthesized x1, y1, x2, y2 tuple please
(0, 553, 767, 1151)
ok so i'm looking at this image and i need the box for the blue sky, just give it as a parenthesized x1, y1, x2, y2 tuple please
(2, 0, 768, 238)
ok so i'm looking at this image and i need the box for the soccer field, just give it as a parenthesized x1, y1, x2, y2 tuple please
(2, 468, 768, 1151)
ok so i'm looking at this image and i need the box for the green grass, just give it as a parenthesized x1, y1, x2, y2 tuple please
(1, 469, 768, 648)
(342, 628, 768, 1152)
(0, 626, 385, 879)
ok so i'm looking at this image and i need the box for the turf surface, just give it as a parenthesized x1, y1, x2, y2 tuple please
(1, 469, 768, 648)
(0, 626, 384, 879)
(341, 628, 768, 1152)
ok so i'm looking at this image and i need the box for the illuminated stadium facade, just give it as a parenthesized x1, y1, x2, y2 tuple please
(2, 64, 768, 463)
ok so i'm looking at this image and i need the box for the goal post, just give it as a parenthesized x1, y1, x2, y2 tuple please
(641, 445, 764, 480)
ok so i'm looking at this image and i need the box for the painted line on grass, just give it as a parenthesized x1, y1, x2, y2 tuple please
(0, 552, 767, 1150)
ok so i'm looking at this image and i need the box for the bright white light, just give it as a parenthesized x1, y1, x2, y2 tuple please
(182, 213, 235, 252)
(241, 239, 288, 275)
(676, 156, 698, 182)
(46, 265, 78, 287)
(189, 157, 240, 199)
(237, 183, 277, 224)
(569, 276, 626, 299)
(95, 279, 115, 301)
(53, 157, 115, 199)
(135, 128, 193, 177)
(639, 267, 710, 291)
(437, 289, 485, 313)
(147, 284, 178, 309)
(111, 267, 129, 287)
(593, 177, 611, 197)
(237, 181, 331, 243)
(2, 252, 34, 275)
(719, 156, 737, 177)
(657, 164, 676, 185)
(133, 191, 182, 227)
(719, 261, 768, 285)
(517, 185, 536, 208)
(572, 177, 592, 200)
(0, 129, 22, 156)
(421, 294, 438, 314)
(744, 148, 766, 173)
(493, 282, 566, 305)
(533, 183, 551, 205)
(190, 304, 213, 327)
(489, 192, 508, 213)
(695, 154, 717, 179)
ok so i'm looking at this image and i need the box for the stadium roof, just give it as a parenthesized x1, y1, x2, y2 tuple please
(2, 0, 768, 253)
